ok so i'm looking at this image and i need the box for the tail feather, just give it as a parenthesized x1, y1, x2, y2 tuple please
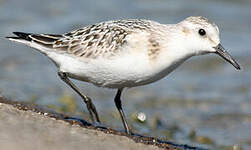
(6, 32, 64, 51)
(13, 32, 33, 41)
(6, 32, 65, 55)
(7, 32, 63, 43)
(6, 32, 33, 45)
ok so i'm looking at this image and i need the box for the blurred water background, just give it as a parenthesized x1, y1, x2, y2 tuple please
(0, 0, 251, 149)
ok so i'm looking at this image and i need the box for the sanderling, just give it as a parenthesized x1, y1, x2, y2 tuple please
(6, 16, 240, 134)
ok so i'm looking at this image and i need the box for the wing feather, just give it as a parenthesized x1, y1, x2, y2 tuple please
(8, 19, 154, 58)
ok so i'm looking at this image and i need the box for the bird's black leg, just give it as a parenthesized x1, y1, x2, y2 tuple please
(114, 89, 130, 134)
(58, 71, 100, 123)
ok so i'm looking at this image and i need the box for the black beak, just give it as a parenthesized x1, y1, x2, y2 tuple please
(214, 44, 241, 70)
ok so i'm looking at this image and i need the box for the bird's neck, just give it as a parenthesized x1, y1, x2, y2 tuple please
(153, 27, 195, 75)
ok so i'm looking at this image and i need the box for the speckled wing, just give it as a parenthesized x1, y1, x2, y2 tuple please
(54, 23, 130, 58)
(55, 19, 154, 58)
(23, 19, 151, 59)
(8, 19, 153, 58)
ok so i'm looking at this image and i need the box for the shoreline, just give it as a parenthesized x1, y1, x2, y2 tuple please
(0, 96, 205, 150)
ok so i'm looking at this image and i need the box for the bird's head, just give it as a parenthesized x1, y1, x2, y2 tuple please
(178, 16, 240, 70)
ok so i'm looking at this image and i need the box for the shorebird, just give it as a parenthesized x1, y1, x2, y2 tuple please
(6, 16, 240, 134)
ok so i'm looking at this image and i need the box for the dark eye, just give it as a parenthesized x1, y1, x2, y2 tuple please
(198, 29, 206, 36)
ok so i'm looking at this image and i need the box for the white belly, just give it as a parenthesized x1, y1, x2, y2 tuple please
(47, 51, 180, 89)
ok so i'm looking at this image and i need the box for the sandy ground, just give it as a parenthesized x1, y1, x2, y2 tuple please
(0, 97, 203, 150)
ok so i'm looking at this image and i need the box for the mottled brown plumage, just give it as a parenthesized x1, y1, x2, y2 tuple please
(148, 38, 160, 60)
(20, 19, 166, 59)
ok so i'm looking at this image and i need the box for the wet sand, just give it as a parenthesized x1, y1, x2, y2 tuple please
(0, 97, 204, 150)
